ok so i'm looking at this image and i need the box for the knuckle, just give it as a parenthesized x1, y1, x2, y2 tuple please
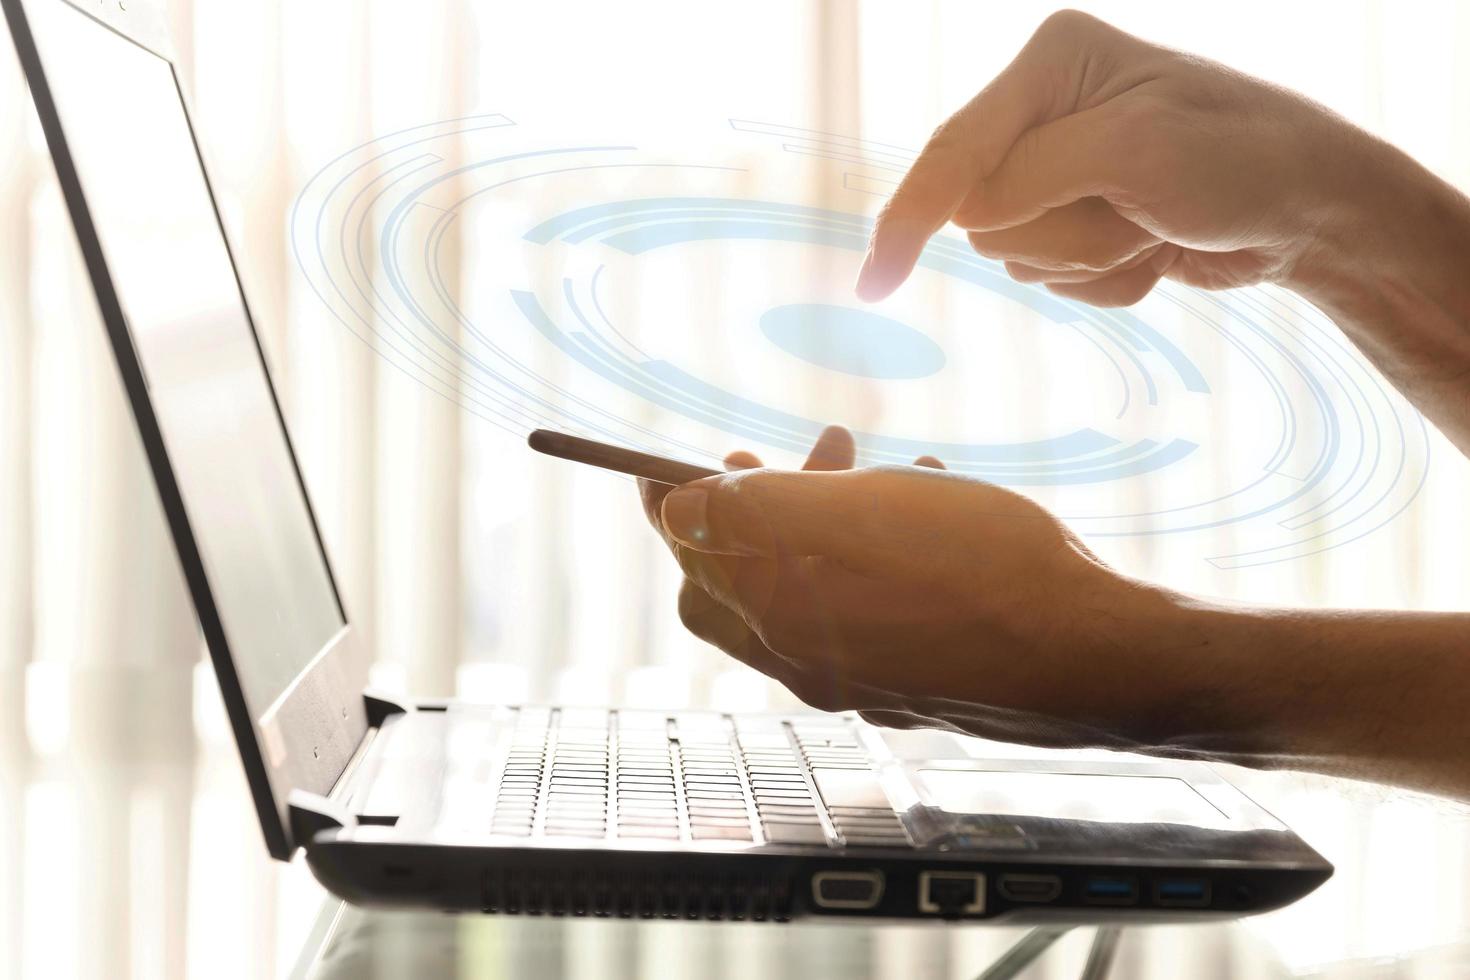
(1108, 265, 1164, 306)
(786, 677, 848, 713)
(871, 193, 905, 235)
(1110, 101, 1161, 156)
(1010, 126, 1045, 175)
(639, 486, 668, 530)
(1111, 277, 1160, 307)
(1004, 260, 1046, 283)
(675, 586, 703, 633)
(1035, 9, 1103, 43)
(1072, 240, 1129, 273)
(756, 611, 810, 656)
(1050, 273, 1156, 308)
(671, 546, 706, 583)
(864, 464, 916, 492)
(911, 117, 979, 183)
(1109, 98, 1181, 172)
(676, 581, 718, 635)
(883, 176, 941, 227)
(924, 116, 965, 154)
(922, 97, 979, 152)
(967, 229, 1010, 260)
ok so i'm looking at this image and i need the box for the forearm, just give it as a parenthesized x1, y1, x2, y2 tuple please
(1161, 596, 1470, 800)
(1287, 141, 1470, 457)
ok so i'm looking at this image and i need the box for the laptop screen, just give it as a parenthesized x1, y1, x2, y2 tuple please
(27, 0, 345, 723)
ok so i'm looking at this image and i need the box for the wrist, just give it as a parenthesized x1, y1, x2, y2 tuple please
(1113, 590, 1361, 767)
(1116, 590, 1273, 759)
(1087, 584, 1270, 756)
(1136, 596, 1470, 797)
(1284, 142, 1470, 385)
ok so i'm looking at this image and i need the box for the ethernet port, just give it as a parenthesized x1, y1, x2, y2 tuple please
(918, 870, 986, 917)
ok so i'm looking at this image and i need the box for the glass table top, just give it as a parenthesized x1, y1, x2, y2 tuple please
(289, 891, 1470, 980)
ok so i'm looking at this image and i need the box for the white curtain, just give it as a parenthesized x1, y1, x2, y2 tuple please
(2, 1, 1469, 977)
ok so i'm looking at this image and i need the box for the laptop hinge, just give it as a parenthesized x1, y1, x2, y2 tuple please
(288, 789, 353, 852)
(364, 689, 409, 728)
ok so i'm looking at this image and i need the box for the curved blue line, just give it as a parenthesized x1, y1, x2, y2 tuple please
(524, 196, 872, 244)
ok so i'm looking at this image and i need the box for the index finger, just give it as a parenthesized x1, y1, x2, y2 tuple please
(854, 43, 1061, 302)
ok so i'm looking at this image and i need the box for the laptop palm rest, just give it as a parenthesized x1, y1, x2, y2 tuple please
(342, 711, 449, 825)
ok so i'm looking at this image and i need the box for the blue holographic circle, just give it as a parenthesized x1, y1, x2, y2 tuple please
(758, 303, 946, 380)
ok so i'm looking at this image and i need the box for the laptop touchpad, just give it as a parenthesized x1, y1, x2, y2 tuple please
(915, 768, 1231, 827)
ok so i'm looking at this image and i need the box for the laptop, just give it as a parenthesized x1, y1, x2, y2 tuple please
(5, 0, 1332, 922)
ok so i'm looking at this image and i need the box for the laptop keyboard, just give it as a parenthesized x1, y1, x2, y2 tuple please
(484, 708, 910, 848)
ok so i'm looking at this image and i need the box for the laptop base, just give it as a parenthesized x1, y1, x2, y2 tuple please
(289, 698, 1332, 923)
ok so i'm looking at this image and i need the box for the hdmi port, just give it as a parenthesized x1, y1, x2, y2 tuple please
(997, 873, 1062, 904)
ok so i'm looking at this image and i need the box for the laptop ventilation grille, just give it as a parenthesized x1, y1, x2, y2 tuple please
(482, 868, 793, 921)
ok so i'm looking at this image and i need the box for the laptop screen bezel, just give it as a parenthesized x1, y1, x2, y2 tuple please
(2, 0, 372, 859)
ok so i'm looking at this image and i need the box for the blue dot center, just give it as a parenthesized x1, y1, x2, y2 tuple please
(758, 303, 946, 380)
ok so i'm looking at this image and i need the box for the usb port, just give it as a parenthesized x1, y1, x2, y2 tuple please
(997, 873, 1062, 904)
(1154, 878, 1211, 908)
(1082, 875, 1137, 905)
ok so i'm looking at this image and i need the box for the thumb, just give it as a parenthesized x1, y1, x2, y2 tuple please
(662, 468, 943, 569)
(661, 469, 869, 558)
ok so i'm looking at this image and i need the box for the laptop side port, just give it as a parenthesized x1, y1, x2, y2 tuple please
(811, 870, 885, 910)
(997, 873, 1062, 904)
(1153, 878, 1212, 908)
(1082, 875, 1138, 905)
(918, 871, 986, 916)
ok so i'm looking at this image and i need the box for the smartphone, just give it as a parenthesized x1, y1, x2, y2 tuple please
(527, 429, 721, 486)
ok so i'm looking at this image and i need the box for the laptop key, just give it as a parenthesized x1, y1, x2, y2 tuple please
(690, 818, 754, 831)
(688, 811, 752, 824)
(616, 813, 678, 824)
(763, 824, 829, 845)
(690, 826, 753, 841)
(616, 826, 680, 840)
(760, 813, 823, 826)
(546, 801, 607, 811)
(754, 791, 813, 803)
(686, 799, 747, 810)
(684, 789, 745, 800)
(757, 803, 820, 815)
(811, 769, 891, 810)
(829, 819, 902, 836)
